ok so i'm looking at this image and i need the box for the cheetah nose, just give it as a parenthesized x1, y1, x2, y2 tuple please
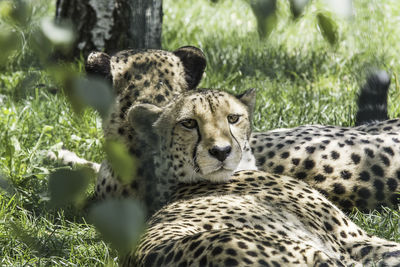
(208, 145, 232, 162)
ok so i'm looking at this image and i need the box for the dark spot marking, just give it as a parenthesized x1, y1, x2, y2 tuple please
(305, 146, 316, 154)
(203, 224, 212, 230)
(351, 153, 361, 164)
(281, 152, 290, 159)
(357, 187, 371, 199)
(296, 172, 307, 179)
(323, 165, 333, 174)
(224, 258, 238, 266)
(226, 248, 237, 256)
(273, 165, 284, 174)
(379, 154, 390, 167)
(340, 170, 352, 180)
(211, 246, 223, 256)
(333, 183, 346, 195)
(324, 222, 333, 231)
(314, 174, 326, 182)
(383, 147, 395, 156)
(155, 94, 165, 103)
(174, 250, 183, 262)
(194, 246, 205, 258)
(257, 157, 266, 166)
(360, 246, 373, 257)
(303, 159, 315, 170)
(237, 241, 248, 249)
(345, 139, 354, 145)
(339, 199, 353, 210)
(371, 165, 384, 177)
(144, 253, 157, 266)
(331, 151, 340, 160)
(292, 158, 300, 165)
(364, 148, 374, 158)
(359, 171, 370, 181)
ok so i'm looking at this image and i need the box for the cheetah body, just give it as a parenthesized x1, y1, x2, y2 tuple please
(250, 71, 400, 211)
(132, 170, 400, 266)
(123, 89, 400, 266)
(251, 119, 400, 211)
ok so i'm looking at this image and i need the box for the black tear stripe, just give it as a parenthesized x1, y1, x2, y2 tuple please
(229, 125, 242, 162)
(169, 125, 177, 149)
(193, 126, 202, 172)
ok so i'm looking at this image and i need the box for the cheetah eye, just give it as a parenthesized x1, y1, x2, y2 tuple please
(227, 114, 240, 124)
(180, 119, 198, 129)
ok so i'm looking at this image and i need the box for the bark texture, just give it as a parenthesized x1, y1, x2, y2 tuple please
(55, 0, 162, 58)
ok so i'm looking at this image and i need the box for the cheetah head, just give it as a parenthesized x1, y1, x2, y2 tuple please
(128, 89, 258, 183)
(85, 46, 207, 95)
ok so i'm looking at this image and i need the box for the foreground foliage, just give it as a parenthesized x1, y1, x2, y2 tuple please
(1, 0, 400, 265)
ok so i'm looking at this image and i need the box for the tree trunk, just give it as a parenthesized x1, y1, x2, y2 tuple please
(55, 0, 162, 58)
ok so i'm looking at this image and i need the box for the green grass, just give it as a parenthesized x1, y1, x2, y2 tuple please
(1, 0, 400, 265)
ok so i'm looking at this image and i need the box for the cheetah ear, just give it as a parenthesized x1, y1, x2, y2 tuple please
(85, 51, 112, 82)
(127, 104, 163, 148)
(173, 46, 206, 90)
(236, 88, 257, 120)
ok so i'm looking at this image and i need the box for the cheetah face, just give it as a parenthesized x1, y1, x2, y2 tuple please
(128, 89, 258, 183)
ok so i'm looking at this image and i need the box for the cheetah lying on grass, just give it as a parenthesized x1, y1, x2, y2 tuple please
(49, 48, 400, 265)
(122, 88, 400, 266)
(251, 71, 400, 211)
(53, 49, 399, 214)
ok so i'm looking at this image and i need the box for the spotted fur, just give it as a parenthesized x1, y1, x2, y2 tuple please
(251, 71, 400, 211)
(86, 47, 206, 215)
(122, 89, 400, 267)
(127, 89, 257, 205)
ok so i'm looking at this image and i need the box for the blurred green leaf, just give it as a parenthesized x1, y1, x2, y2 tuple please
(89, 199, 145, 255)
(74, 77, 114, 119)
(30, 17, 75, 62)
(249, 0, 277, 38)
(316, 12, 338, 46)
(48, 168, 94, 207)
(0, 28, 20, 67)
(0, 0, 32, 27)
(104, 140, 138, 184)
(49, 64, 83, 112)
(51, 67, 114, 118)
(30, 27, 54, 63)
(40, 17, 74, 48)
(289, 0, 310, 19)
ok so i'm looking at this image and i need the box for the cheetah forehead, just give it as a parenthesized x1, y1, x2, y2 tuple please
(172, 90, 249, 121)
(112, 50, 178, 73)
(110, 49, 186, 94)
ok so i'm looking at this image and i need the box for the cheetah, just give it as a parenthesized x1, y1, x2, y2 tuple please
(86, 46, 206, 215)
(251, 70, 400, 211)
(53, 49, 399, 214)
(121, 88, 400, 266)
(54, 65, 400, 214)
